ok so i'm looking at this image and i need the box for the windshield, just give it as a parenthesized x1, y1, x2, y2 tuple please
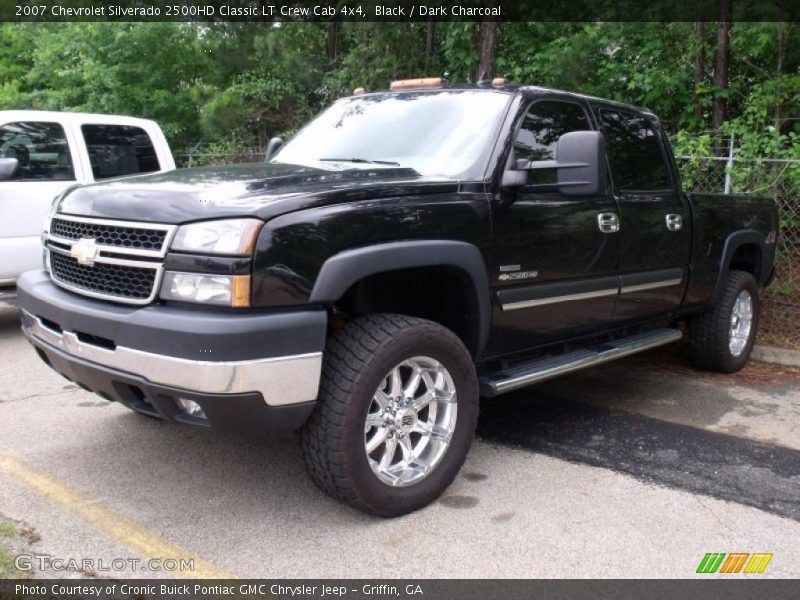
(272, 90, 511, 178)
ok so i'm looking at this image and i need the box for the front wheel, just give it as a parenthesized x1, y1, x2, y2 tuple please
(688, 269, 760, 373)
(300, 314, 478, 517)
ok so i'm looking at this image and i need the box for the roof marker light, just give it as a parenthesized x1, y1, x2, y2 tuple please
(390, 77, 444, 91)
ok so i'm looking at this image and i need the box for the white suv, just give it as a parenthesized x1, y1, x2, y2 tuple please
(0, 110, 174, 304)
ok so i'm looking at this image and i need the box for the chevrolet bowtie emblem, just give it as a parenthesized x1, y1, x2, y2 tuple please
(70, 238, 99, 266)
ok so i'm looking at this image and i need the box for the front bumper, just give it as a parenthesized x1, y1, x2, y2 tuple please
(17, 270, 327, 431)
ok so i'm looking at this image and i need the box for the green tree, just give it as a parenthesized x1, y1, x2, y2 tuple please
(0, 22, 203, 147)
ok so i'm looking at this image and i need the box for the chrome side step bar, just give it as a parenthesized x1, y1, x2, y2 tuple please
(479, 328, 682, 397)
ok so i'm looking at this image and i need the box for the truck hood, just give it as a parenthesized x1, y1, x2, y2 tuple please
(56, 162, 459, 223)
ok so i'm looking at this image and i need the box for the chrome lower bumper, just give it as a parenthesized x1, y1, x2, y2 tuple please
(21, 309, 322, 407)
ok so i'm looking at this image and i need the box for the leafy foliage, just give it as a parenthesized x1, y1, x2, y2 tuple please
(0, 21, 797, 162)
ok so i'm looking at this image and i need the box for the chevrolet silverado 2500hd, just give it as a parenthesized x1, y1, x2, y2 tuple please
(17, 81, 778, 516)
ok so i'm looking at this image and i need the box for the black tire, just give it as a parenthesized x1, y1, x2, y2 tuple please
(688, 269, 760, 373)
(299, 313, 479, 517)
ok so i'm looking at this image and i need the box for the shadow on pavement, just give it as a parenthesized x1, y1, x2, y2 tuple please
(0, 306, 20, 337)
(477, 365, 800, 521)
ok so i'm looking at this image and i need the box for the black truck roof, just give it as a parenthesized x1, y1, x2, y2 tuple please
(352, 81, 654, 117)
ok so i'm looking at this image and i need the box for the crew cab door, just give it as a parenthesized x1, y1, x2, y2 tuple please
(486, 98, 620, 355)
(0, 120, 82, 282)
(594, 106, 690, 321)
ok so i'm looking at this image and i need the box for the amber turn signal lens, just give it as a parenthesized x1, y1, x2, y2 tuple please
(231, 275, 251, 308)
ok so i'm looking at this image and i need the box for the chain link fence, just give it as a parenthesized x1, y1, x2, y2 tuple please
(175, 151, 799, 350)
(675, 156, 799, 349)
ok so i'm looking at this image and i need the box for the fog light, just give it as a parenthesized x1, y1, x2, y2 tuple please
(176, 398, 206, 419)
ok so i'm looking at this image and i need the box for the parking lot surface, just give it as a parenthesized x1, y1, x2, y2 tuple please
(0, 305, 798, 578)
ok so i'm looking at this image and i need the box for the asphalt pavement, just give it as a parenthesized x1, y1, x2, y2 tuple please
(0, 305, 798, 579)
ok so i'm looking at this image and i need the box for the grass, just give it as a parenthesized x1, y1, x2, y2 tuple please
(0, 546, 15, 577)
(0, 522, 30, 579)
(0, 522, 15, 537)
(0, 544, 28, 579)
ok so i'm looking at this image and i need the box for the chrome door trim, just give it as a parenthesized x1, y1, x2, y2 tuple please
(620, 278, 683, 294)
(499, 271, 685, 310)
(501, 287, 619, 311)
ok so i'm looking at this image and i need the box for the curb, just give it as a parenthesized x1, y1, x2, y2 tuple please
(752, 345, 800, 368)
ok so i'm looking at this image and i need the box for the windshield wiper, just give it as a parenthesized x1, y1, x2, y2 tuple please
(319, 158, 401, 166)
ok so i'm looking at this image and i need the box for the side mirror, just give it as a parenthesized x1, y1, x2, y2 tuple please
(553, 131, 606, 196)
(0, 158, 20, 181)
(264, 137, 284, 162)
(502, 131, 606, 197)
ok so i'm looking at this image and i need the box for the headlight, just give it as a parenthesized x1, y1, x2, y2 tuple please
(160, 272, 251, 307)
(172, 219, 262, 255)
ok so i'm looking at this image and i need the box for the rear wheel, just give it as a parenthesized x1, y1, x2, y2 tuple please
(300, 313, 478, 517)
(688, 269, 759, 373)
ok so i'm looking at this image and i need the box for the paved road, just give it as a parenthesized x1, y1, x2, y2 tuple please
(0, 305, 798, 579)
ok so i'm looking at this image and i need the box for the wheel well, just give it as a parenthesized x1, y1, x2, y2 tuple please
(728, 243, 762, 282)
(333, 266, 481, 357)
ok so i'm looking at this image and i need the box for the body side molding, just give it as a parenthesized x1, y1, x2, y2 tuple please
(620, 267, 684, 294)
(496, 275, 619, 311)
(498, 268, 685, 311)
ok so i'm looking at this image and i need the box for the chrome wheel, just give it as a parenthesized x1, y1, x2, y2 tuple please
(364, 356, 458, 487)
(729, 290, 753, 357)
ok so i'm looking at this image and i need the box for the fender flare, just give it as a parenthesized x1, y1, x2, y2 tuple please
(710, 229, 767, 303)
(309, 240, 491, 357)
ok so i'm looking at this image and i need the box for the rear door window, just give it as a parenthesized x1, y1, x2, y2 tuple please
(81, 124, 160, 180)
(598, 108, 671, 192)
(0, 121, 75, 181)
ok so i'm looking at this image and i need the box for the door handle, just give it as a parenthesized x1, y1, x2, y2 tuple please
(665, 214, 683, 231)
(597, 212, 620, 233)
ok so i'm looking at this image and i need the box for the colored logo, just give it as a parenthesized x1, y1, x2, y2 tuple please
(696, 553, 773, 574)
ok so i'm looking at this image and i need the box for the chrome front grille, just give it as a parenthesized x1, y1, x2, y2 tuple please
(50, 217, 168, 253)
(45, 215, 177, 305)
(47, 214, 174, 259)
(49, 252, 158, 302)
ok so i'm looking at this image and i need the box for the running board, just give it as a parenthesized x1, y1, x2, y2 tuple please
(479, 328, 682, 397)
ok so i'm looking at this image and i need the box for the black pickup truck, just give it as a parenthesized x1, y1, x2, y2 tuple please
(16, 80, 778, 516)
